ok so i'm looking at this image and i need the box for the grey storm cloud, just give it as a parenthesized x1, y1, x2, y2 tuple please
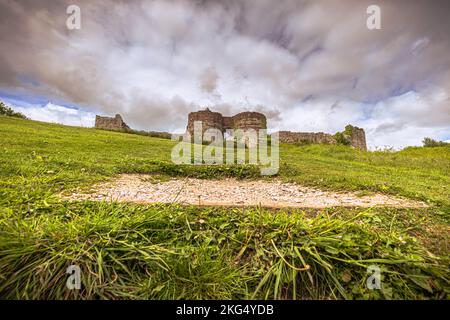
(0, 0, 449, 145)
(199, 66, 219, 95)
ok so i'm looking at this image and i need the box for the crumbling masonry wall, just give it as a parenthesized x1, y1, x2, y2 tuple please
(278, 125, 367, 150)
(345, 126, 367, 150)
(278, 131, 336, 145)
(187, 108, 267, 136)
(95, 114, 130, 131)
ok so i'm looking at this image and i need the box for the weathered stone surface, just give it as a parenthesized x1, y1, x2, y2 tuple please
(344, 125, 367, 150)
(95, 114, 130, 131)
(186, 108, 267, 136)
(278, 124, 367, 150)
(231, 112, 267, 130)
(278, 131, 336, 145)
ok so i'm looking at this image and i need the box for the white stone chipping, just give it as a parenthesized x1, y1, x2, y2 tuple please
(67, 174, 428, 209)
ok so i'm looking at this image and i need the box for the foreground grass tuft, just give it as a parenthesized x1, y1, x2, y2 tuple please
(0, 203, 448, 299)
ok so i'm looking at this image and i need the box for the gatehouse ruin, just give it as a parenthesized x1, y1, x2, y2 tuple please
(186, 108, 267, 136)
(186, 108, 367, 150)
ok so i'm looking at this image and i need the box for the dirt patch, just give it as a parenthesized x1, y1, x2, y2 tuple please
(66, 174, 428, 209)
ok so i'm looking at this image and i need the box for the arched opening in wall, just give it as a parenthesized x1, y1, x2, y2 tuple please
(224, 131, 232, 140)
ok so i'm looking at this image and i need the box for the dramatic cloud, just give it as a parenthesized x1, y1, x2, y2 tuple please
(0, 0, 449, 147)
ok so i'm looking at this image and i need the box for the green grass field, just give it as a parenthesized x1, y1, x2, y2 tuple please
(0, 115, 449, 299)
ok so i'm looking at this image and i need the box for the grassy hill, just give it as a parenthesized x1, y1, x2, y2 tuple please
(0, 115, 449, 299)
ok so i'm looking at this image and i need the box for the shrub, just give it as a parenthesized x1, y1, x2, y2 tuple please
(422, 137, 450, 148)
(293, 139, 312, 146)
(334, 132, 350, 145)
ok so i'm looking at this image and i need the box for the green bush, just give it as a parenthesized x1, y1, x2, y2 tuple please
(422, 137, 450, 148)
(334, 132, 350, 145)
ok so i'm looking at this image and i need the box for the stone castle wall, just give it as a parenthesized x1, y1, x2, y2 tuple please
(186, 109, 224, 135)
(95, 114, 130, 131)
(187, 108, 267, 136)
(231, 112, 267, 131)
(278, 125, 367, 150)
(278, 131, 336, 145)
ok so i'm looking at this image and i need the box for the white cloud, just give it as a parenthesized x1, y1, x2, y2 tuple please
(276, 89, 450, 150)
(14, 102, 95, 127)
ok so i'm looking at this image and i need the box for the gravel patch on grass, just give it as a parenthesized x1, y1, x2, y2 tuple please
(67, 174, 429, 208)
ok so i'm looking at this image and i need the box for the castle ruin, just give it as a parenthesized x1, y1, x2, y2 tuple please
(186, 108, 267, 136)
(95, 114, 130, 131)
(95, 109, 367, 150)
(186, 108, 367, 150)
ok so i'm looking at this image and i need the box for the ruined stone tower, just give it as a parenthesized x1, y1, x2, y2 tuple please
(186, 108, 267, 136)
(95, 114, 130, 131)
(344, 125, 367, 150)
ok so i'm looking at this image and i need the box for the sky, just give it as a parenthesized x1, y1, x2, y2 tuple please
(0, 0, 449, 149)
